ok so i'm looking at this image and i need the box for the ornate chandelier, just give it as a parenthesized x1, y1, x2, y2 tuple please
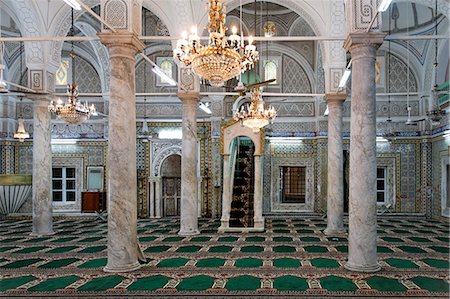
(14, 97, 30, 142)
(48, 7, 96, 125)
(173, 0, 259, 87)
(234, 87, 276, 133)
(48, 84, 96, 125)
(426, 87, 446, 126)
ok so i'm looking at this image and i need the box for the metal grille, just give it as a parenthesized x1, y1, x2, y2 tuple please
(281, 166, 306, 203)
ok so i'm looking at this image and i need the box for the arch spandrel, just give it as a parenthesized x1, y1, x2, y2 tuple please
(220, 119, 265, 156)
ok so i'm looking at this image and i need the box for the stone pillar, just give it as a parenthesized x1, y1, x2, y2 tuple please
(219, 154, 231, 230)
(148, 177, 156, 218)
(324, 93, 347, 235)
(197, 176, 203, 217)
(31, 97, 54, 236)
(253, 154, 264, 229)
(343, 32, 385, 273)
(177, 91, 200, 235)
(98, 33, 144, 273)
(155, 177, 162, 218)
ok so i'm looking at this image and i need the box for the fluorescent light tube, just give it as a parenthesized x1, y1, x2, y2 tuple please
(152, 67, 177, 86)
(324, 105, 329, 116)
(63, 0, 81, 10)
(338, 69, 351, 88)
(378, 0, 393, 12)
(199, 102, 212, 114)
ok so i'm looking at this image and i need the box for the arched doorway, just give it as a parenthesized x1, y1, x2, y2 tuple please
(161, 154, 181, 217)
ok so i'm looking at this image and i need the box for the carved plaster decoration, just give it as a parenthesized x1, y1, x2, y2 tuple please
(150, 141, 182, 177)
(178, 67, 199, 93)
(345, 0, 381, 32)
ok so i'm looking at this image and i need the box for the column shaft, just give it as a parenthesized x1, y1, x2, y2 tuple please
(31, 99, 54, 236)
(155, 178, 162, 218)
(99, 33, 144, 273)
(253, 155, 264, 229)
(219, 154, 230, 230)
(178, 92, 200, 235)
(324, 94, 346, 235)
(344, 33, 384, 273)
(149, 179, 155, 218)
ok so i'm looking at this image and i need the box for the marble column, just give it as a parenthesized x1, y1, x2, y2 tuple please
(31, 97, 54, 236)
(177, 92, 200, 235)
(155, 177, 162, 218)
(98, 33, 144, 273)
(343, 32, 385, 273)
(253, 154, 264, 229)
(324, 93, 347, 235)
(219, 154, 231, 230)
(148, 177, 156, 218)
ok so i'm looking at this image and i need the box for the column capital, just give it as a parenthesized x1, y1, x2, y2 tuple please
(343, 32, 386, 53)
(98, 32, 144, 56)
(326, 93, 347, 105)
(177, 91, 200, 103)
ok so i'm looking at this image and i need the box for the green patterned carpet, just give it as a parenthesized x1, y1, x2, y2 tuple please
(0, 217, 449, 298)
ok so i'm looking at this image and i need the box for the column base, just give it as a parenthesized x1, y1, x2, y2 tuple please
(103, 261, 141, 273)
(253, 217, 265, 230)
(178, 229, 200, 236)
(30, 230, 55, 237)
(324, 227, 346, 235)
(344, 261, 381, 273)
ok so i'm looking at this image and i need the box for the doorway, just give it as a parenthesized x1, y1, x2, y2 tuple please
(161, 154, 181, 217)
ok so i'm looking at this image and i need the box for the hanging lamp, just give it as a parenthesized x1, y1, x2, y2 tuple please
(48, 8, 96, 124)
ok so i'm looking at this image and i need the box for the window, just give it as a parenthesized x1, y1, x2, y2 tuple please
(156, 57, 175, 86)
(376, 167, 387, 204)
(52, 167, 76, 202)
(55, 59, 70, 86)
(264, 60, 277, 84)
(281, 166, 306, 203)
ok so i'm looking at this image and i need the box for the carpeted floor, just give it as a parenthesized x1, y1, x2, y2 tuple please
(0, 217, 449, 298)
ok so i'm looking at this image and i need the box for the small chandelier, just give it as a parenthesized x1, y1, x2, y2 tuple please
(48, 7, 96, 125)
(48, 84, 97, 124)
(173, 0, 259, 87)
(14, 97, 30, 142)
(426, 87, 446, 126)
(234, 87, 276, 133)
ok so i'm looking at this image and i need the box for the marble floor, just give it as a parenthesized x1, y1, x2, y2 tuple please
(0, 216, 449, 298)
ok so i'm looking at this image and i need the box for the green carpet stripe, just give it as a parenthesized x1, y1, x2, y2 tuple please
(78, 275, 124, 291)
(176, 245, 201, 252)
(127, 275, 170, 291)
(429, 246, 450, 253)
(144, 246, 171, 252)
(2, 258, 43, 268)
(245, 236, 265, 242)
(226, 275, 260, 291)
(23, 237, 52, 243)
(398, 246, 426, 253)
(377, 246, 394, 253)
(408, 237, 431, 243)
(47, 246, 78, 253)
(300, 237, 321, 242)
(410, 276, 450, 292)
(78, 245, 107, 253)
(385, 258, 419, 269)
(366, 276, 407, 292)
(381, 237, 404, 243)
(273, 236, 292, 242)
(320, 276, 358, 292)
(162, 237, 185, 242)
(139, 236, 158, 242)
(157, 258, 188, 268)
(29, 275, 79, 292)
(218, 236, 238, 242)
(39, 258, 79, 268)
(273, 245, 296, 252)
(14, 246, 47, 253)
(177, 275, 214, 291)
(51, 237, 78, 243)
(0, 246, 17, 252)
(240, 246, 264, 252)
(273, 276, 308, 291)
(78, 258, 107, 269)
(422, 258, 450, 269)
(310, 258, 340, 268)
(190, 236, 211, 242)
(77, 237, 104, 242)
(304, 246, 328, 253)
(0, 275, 35, 291)
(196, 258, 225, 268)
(208, 245, 232, 252)
(273, 258, 301, 268)
(235, 258, 263, 268)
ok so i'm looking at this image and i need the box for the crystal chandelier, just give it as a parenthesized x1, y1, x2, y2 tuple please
(48, 84, 96, 124)
(234, 87, 276, 133)
(48, 7, 96, 125)
(426, 87, 446, 125)
(14, 98, 30, 142)
(173, 0, 259, 87)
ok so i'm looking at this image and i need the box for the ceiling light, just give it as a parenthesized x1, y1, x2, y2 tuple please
(338, 69, 351, 88)
(174, 0, 259, 87)
(0, 65, 8, 93)
(199, 102, 212, 114)
(63, 0, 81, 10)
(324, 105, 329, 116)
(378, 0, 393, 12)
